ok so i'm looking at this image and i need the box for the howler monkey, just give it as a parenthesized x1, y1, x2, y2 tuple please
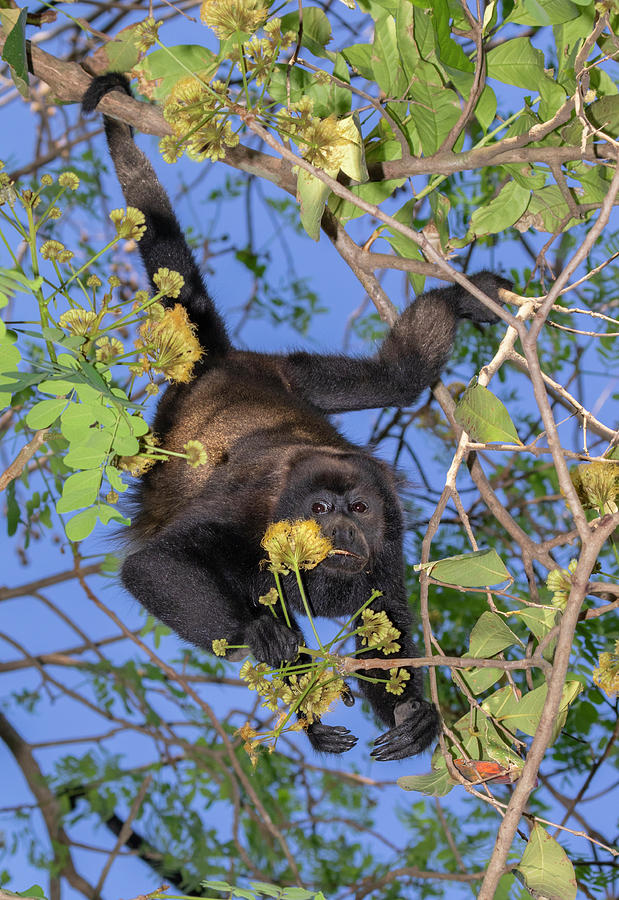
(82, 73, 510, 761)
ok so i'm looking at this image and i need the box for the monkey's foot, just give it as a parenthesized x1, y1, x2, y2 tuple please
(371, 699, 440, 761)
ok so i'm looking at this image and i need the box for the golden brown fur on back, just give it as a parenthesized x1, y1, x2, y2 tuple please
(130, 351, 353, 540)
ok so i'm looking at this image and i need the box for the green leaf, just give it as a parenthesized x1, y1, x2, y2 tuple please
(134, 46, 217, 99)
(103, 25, 141, 72)
(65, 507, 98, 542)
(64, 430, 111, 470)
(408, 63, 461, 154)
(507, 0, 580, 25)
(454, 383, 521, 444)
(6, 480, 20, 535)
(110, 432, 140, 457)
(395, 1, 420, 81)
(398, 767, 455, 796)
(282, 889, 323, 900)
(372, 15, 406, 96)
(336, 114, 368, 183)
(202, 883, 256, 899)
(0, 268, 44, 295)
(486, 37, 547, 89)
(562, 95, 619, 144)
(469, 612, 522, 657)
(25, 398, 67, 429)
(511, 605, 557, 642)
(460, 666, 503, 694)
(37, 378, 80, 396)
(61, 402, 101, 441)
(469, 181, 530, 236)
(0, 7, 29, 97)
(17, 887, 48, 900)
(80, 360, 111, 393)
(516, 824, 577, 900)
(550, 679, 583, 743)
(416, 548, 512, 588)
(483, 683, 548, 736)
(295, 168, 330, 241)
(0, 339, 22, 401)
(524, 185, 585, 232)
(341, 43, 374, 80)
(97, 505, 130, 528)
(248, 884, 280, 899)
(432, 0, 472, 71)
(329, 177, 406, 224)
(106, 464, 128, 493)
(56, 470, 102, 514)
(280, 8, 332, 58)
(383, 199, 425, 280)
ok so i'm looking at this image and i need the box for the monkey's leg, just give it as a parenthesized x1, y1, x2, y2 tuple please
(351, 595, 440, 761)
(277, 272, 510, 413)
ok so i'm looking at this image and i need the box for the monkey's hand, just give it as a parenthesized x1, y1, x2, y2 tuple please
(244, 615, 301, 668)
(371, 699, 440, 761)
(454, 271, 512, 325)
(307, 721, 358, 754)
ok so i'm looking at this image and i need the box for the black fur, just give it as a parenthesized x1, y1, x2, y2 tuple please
(83, 73, 511, 761)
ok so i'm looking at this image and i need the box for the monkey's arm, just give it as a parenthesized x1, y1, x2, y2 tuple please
(123, 521, 358, 754)
(121, 519, 301, 667)
(82, 74, 230, 358)
(278, 272, 510, 413)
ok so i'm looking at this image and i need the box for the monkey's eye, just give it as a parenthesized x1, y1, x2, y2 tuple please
(350, 500, 368, 514)
(311, 501, 330, 515)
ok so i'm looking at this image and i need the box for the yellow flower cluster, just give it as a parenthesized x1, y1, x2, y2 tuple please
(239, 660, 344, 723)
(161, 78, 239, 164)
(571, 461, 619, 515)
(95, 336, 124, 363)
(117, 435, 160, 477)
(261, 519, 333, 574)
(200, 0, 268, 39)
(184, 439, 208, 467)
(40, 240, 74, 263)
(239, 659, 271, 691)
(58, 308, 98, 337)
(135, 303, 203, 383)
(241, 19, 296, 85)
(117, 453, 157, 477)
(212, 638, 229, 657)
(237, 722, 260, 766)
(546, 559, 577, 610)
(258, 587, 279, 607)
(358, 608, 401, 655)
(292, 670, 344, 723)
(59, 172, 80, 190)
(386, 668, 410, 696)
(593, 641, 619, 697)
(133, 16, 162, 52)
(110, 207, 147, 241)
(153, 267, 185, 299)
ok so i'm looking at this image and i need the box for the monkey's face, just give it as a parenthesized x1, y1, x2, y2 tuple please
(308, 491, 377, 575)
(277, 452, 392, 577)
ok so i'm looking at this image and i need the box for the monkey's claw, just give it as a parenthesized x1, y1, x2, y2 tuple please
(307, 722, 358, 754)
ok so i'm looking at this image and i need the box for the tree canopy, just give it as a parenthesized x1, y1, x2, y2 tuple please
(0, 1, 618, 899)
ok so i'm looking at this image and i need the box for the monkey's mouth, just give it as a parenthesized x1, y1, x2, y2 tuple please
(324, 547, 368, 574)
